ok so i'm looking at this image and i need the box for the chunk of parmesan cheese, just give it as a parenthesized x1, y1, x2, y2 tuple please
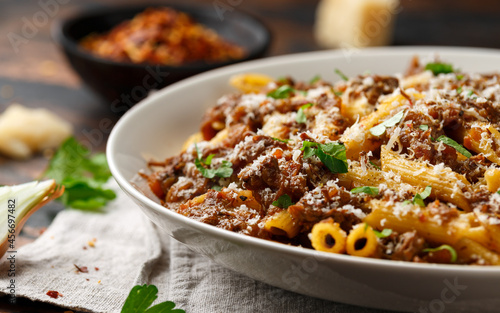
(315, 0, 400, 49)
(0, 104, 73, 159)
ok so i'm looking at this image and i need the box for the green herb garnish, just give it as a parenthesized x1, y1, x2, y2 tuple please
(43, 137, 116, 210)
(121, 284, 184, 313)
(351, 186, 379, 196)
(423, 245, 457, 263)
(456, 86, 462, 94)
(436, 135, 472, 158)
(296, 103, 313, 124)
(335, 68, 349, 81)
(467, 90, 474, 97)
(369, 161, 381, 170)
(272, 194, 294, 208)
(456, 74, 464, 80)
(272, 137, 290, 143)
(195, 144, 233, 179)
(212, 185, 222, 191)
(309, 75, 321, 84)
(413, 186, 432, 207)
(425, 62, 454, 76)
(333, 90, 343, 97)
(301, 141, 348, 173)
(419, 125, 429, 131)
(374, 228, 393, 239)
(267, 85, 295, 99)
(369, 110, 405, 136)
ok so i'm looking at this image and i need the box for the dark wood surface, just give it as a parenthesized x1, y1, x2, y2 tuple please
(1, 0, 500, 312)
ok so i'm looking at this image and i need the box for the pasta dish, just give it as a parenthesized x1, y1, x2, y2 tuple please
(142, 57, 500, 265)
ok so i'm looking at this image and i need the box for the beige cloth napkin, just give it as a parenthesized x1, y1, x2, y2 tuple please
(0, 182, 386, 313)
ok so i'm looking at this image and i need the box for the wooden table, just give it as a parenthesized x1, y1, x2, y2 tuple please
(0, 0, 499, 311)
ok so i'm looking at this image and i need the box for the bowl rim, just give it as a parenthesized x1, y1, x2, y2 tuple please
(51, 3, 272, 71)
(107, 45, 500, 275)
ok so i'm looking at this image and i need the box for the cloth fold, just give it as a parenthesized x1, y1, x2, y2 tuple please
(0, 183, 385, 313)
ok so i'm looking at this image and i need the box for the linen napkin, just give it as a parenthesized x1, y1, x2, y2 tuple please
(0, 181, 387, 313)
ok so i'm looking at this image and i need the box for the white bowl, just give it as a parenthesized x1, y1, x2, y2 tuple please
(107, 46, 500, 312)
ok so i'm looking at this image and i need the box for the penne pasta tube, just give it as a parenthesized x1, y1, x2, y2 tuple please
(346, 223, 378, 257)
(381, 146, 472, 211)
(463, 123, 500, 165)
(455, 237, 500, 265)
(264, 210, 300, 238)
(310, 218, 347, 253)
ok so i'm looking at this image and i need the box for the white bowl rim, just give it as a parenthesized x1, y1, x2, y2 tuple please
(108, 45, 500, 275)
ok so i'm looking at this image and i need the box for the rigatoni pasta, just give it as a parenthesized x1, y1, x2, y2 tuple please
(141, 57, 500, 265)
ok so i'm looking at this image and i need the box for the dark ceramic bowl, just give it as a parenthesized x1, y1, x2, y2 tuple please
(52, 4, 271, 112)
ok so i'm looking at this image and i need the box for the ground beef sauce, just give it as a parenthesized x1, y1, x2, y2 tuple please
(143, 59, 500, 265)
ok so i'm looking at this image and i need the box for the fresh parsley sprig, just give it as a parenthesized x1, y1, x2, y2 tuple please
(296, 103, 313, 124)
(194, 144, 233, 179)
(43, 137, 116, 211)
(272, 194, 294, 208)
(436, 135, 472, 158)
(370, 110, 405, 136)
(405, 186, 432, 207)
(267, 85, 295, 99)
(301, 141, 348, 173)
(121, 284, 184, 313)
(334, 68, 349, 81)
(373, 228, 393, 239)
(423, 245, 458, 263)
(350, 186, 379, 196)
(425, 62, 455, 76)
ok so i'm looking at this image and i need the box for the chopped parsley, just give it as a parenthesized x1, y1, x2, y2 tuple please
(211, 185, 222, 191)
(423, 245, 457, 263)
(309, 75, 321, 84)
(272, 194, 294, 208)
(296, 103, 313, 124)
(333, 90, 343, 97)
(121, 284, 184, 313)
(456, 74, 464, 80)
(425, 62, 454, 76)
(456, 86, 462, 94)
(43, 137, 116, 211)
(195, 144, 233, 179)
(436, 135, 472, 158)
(413, 186, 432, 207)
(369, 161, 381, 170)
(334, 68, 349, 81)
(272, 137, 290, 143)
(369, 110, 405, 136)
(467, 90, 475, 97)
(301, 141, 348, 173)
(419, 124, 429, 131)
(350, 186, 379, 196)
(267, 85, 295, 99)
(374, 228, 393, 239)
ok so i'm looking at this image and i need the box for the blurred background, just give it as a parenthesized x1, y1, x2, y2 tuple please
(0, 0, 500, 311)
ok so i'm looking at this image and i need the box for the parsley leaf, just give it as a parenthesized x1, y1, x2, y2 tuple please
(423, 245, 458, 263)
(369, 161, 381, 170)
(121, 284, 184, 313)
(309, 75, 321, 84)
(272, 194, 294, 208)
(194, 145, 233, 179)
(456, 74, 464, 80)
(497, 190, 500, 195)
(436, 135, 472, 158)
(467, 90, 474, 97)
(301, 141, 348, 173)
(413, 186, 432, 207)
(267, 85, 295, 99)
(335, 68, 349, 81)
(296, 103, 313, 124)
(351, 186, 379, 196)
(374, 228, 393, 239)
(333, 90, 343, 97)
(425, 62, 454, 76)
(369, 110, 405, 136)
(419, 125, 429, 131)
(43, 137, 116, 211)
(456, 86, 462, 94)
(272, 137, 290, 143)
